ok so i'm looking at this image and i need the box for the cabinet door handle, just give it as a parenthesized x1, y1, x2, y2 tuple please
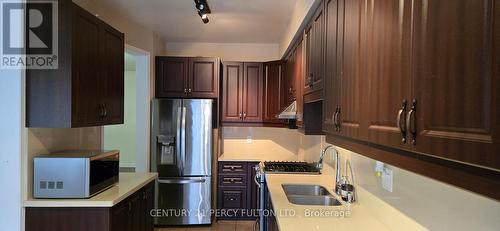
(239, 112, 243, 119)
(103, 104, 107, 117)
(184, 88, 188, 94)
(99, 104, 104, 118)
(335, 107, 341, 132)
(397, 100, 407, 143)
(243, 112, 247, 119)
(406, 99, 417, 145)
(188, 88, 192, 93)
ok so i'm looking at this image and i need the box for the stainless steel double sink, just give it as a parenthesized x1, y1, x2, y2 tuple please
(282, 184, 342, 206)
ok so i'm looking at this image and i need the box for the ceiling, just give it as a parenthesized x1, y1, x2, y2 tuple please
(99, 0, 298, 43)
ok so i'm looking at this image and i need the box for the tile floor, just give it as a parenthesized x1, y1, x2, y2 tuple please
(155, 220, 256, 231)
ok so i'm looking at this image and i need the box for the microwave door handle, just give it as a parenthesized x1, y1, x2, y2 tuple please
(180, 107, 187, 174)
(176, 107, 182, 173)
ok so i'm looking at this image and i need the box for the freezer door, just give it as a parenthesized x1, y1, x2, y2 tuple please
(182, 99, 213, 176)
(155, 177, 212, 225)
(151, 99, 183, 177)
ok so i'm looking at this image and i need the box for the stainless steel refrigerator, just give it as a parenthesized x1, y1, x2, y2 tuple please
(151, 99, 213, 225)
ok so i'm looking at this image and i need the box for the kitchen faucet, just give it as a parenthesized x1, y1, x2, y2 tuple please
(317, 145, 342, 196)
(318, 145, 356, 202)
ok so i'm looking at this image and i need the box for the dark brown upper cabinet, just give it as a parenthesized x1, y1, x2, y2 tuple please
(303, 2, 325, 101)
(363, 0, 413, 150)
(263, 61, 286, 124)
(221, 62, 263, 124)
(156, 57, 219, 98)
(26, 2, 124, 128)
(284, 40, 305, 127)
(323, 0, 365, 139)
(323, 0, 340, 135)
(323, 0, 500, 170)
(411, 0, 499, 170)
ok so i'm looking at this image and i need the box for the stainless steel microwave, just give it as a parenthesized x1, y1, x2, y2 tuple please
(33, 150, 119, 198)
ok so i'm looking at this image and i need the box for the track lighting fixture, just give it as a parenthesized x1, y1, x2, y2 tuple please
(194, 0, 211, 24)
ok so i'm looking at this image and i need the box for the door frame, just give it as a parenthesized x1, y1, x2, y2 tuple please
(101, 44, 151, 172)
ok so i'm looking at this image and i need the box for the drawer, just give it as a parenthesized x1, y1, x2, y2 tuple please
(218, 162, 247, 175)
(220, 189, 247, 209)
(218, 175, 247, 187)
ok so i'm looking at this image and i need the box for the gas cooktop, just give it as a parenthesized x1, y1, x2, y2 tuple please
(263, 161, 321, 174)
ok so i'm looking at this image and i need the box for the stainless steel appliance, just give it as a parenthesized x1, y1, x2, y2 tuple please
(33, 150, 119, 199)
(255, 161, 321, 231)
(151, 99, 213, 225)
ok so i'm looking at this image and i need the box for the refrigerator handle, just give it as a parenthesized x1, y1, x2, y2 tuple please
(158, 178, 206, 184)
(176, 107, 182, 173)
(180, 107, 187, 174)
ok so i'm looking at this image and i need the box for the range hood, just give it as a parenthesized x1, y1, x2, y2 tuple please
(276, 101, 297, 119)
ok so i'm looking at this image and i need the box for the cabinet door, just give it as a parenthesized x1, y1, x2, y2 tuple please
(156, 57, 188, 98)
(337, 0, 366, 139)
(294, 41, 304, 126)
(323, 0, 340, 134)
(100, 23, 124, 125)
(188, 57, 219, 98)
(144, 184, 155, 231)
(304, 24, 313, 93)
(304, 4, 325, 96)
(312, 3, 325, 92)
(242, 62, 264, 122)
(221, 62, 244, 123)
(412, 0, 500, 169)
(111, 200, 131, 231)
(363, 0, 412, 149)
(263, 61, 285, 123)
(71, 5, 102, 127)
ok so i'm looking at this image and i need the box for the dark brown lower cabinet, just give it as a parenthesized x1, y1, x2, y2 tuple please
(217, 161, 259, 220)
(26, 182, 154, 231)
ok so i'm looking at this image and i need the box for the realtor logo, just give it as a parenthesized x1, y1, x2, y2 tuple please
(1, 0, 58, 69)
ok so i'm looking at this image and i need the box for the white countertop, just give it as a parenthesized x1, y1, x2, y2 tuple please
(24, 172, 158, 208)
(265, 173, 426, 231)
(218, 153, 299, 162)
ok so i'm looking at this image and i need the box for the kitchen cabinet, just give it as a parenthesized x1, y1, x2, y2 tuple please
(321, 0, 500, 199)
(263, 60, 286, 124)
(26, 2, 124, 127)
(322, 0, 340, 134)
(221, 62, 263, 124)
(156, 57, 220, 98)
(363, 0, 413, 150)
(284, 40, 304, 127)
(303, 1, 325, 99)
(217, 161, 259, 220)
(26, 182, 154, 231)
(411, 0, 500, 169)
(323, 0, 365, 139)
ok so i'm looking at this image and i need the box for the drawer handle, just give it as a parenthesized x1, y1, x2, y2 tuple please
(229, 198, 236, 201)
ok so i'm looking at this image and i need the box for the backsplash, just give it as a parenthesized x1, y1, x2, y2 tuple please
(301, 136, 500, 231)
(221, 127, 301, 161)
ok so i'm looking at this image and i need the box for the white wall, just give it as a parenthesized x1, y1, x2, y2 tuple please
(0, 69, 24, 231)
(166, 42, 280, 62)
(300, 136, 500, 230)
(104, 70, 137, 168)
(279, 0, 320, 57)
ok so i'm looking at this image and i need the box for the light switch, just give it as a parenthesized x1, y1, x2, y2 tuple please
(246, 136, 252, 144)
(382, 167, 393, 192)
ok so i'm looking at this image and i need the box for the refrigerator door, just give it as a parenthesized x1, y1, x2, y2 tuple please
(156, 177, 212, 225)
(151, 99, 183, 177)
(182, 99, 213, 176)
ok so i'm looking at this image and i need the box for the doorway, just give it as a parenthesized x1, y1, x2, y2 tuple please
(103, 45, 151, 172)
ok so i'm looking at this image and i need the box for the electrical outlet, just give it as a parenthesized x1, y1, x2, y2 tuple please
(246, 136, 252, 144)
(382, 168, 393, 192)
